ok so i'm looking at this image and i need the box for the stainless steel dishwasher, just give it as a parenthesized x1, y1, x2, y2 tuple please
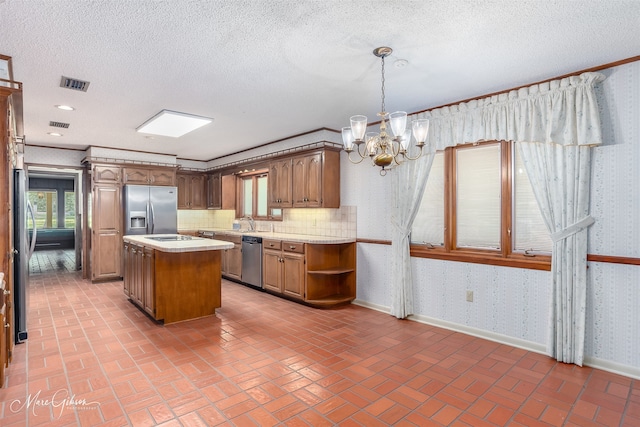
(241, 235, 263, 289)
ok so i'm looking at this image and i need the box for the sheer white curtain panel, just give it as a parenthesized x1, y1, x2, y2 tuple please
(390, 72, 605, 365)
(390, 150, 434, 318)
(517, 143, 593, 365)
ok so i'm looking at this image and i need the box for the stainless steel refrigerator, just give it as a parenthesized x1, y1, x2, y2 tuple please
(13, 168, 35, 343)
(123, 185, 178, 235)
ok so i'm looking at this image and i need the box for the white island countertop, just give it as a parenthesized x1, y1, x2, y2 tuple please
(123, 234, 234, 253)
(194, 229, 355, 244)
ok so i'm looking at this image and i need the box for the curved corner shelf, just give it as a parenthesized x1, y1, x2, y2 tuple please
(307, 267, 355, 275)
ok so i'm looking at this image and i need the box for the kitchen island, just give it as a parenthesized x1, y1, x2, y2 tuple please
(122, 235, 233, 324)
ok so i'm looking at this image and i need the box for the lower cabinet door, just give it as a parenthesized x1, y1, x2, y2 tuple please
(263, 250, 282, 293)
(123, 244, 131, 297)
(282, 252, 305, 299)
(143, 248, 155, 316)
(226, 244, 242, 280)
(133, 246, 144, 306)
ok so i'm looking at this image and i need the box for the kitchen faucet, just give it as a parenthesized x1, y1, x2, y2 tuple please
(243, 216, 255, 231)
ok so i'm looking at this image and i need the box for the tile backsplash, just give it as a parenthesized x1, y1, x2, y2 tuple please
(177, 209, 235, 230)
(178, 206, 356, 238)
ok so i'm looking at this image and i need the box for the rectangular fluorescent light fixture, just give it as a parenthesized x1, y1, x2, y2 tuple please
(136, 110, 213, 138)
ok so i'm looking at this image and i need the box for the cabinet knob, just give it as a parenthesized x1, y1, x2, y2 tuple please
(289, 245, 296, 250)
(4, 290, 10, 296)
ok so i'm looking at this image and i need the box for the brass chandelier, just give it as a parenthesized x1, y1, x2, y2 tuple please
(342, 47, 429, 176)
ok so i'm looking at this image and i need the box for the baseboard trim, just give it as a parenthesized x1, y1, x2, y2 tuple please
(352, 299, 546, 355)
(351, 300, 640, 379)
(583, 356, 640, 380)
(408, 313, 548, 356)
(351, 299, 390, 314)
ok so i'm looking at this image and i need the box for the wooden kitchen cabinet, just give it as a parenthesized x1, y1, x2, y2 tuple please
(177, 172, 206, 209)
(123, 243, 152, 315)
(143, 247, 155, 316)
(129, 244, 144, 306)
(263, 239, 356, 307)
(221, 174, 236, 210)
(291, 149, 340, 208)
(91, 182, 122, 281)
(123, 166, 176, 186)
(122, 243, 222, 323)
(263, 239, 305, 300)
(207, 172, 222, 209)
(305, 243, 356, 306)
(268, 158, 293, 208)
(93, 165, 121, 184)
(263, 241, 282, 293)
(123, 243, 131, 297)
(88, 162, 174, 282)
(215, 234, 242, 281)
(283, 247, 305, 299)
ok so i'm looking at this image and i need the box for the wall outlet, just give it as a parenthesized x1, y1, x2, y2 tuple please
(466, 290, 474, 302)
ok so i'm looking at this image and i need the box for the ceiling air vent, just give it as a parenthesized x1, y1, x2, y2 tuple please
(49, 121, 70, 129)
(60, 76, 90, 92)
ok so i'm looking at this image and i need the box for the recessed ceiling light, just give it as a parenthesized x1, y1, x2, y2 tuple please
(55, 105, 75, 111)
(47, 132, 63, 137)
(136, 109, 213, 138)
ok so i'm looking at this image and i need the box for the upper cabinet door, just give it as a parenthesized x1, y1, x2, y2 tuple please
(292, 153, 322, 208)
(150, 169, 176, 186)
(303, 153, 322, 208)
(123, 167, 150, 184)
(207, 173, 222, 209)
(291, 156, 308, 207)
(123, 167, 176, 186)
(93, 165, 121, 184)
(177, 173, 206, 209)
(176, 174, 190, 209)
(269, 159, 293, 208)
(190, 175, 206, 209)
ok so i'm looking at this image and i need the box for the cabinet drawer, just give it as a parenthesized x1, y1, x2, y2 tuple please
(263, 239, 281, 250)
(217, 234, 242, 244)
(282, 241, 305, 254)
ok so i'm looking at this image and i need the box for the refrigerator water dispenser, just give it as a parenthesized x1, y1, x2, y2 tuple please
(129, 211, 147, 229)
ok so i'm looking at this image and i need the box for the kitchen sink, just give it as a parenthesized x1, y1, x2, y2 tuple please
(146, 235, 198, 242)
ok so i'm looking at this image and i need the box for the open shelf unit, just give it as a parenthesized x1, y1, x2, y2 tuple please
(305, 242, 356, 306)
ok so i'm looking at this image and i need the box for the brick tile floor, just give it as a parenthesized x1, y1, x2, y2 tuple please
(0, 269, 637, 426)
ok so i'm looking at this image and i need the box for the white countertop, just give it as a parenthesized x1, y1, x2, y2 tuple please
(123, 234, 234, 253)
(194, 228, 356, 244)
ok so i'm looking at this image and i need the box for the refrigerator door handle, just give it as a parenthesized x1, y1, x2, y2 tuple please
(149, 201, 155, 234)
(27, 201, 37, 259)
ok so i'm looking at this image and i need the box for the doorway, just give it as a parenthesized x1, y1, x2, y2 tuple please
(25, 165, 83, 274)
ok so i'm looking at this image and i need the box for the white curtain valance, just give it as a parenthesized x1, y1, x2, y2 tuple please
(416, 72, 605, 150)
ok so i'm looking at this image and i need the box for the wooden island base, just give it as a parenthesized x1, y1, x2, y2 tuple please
(154, 250, 221, 324)
(123, 237, 229, 324)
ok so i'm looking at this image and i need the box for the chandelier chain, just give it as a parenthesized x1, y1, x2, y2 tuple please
(380, 55, 386, 114)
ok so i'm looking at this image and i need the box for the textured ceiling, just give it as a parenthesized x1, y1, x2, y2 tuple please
(2, 0, 640, 161)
